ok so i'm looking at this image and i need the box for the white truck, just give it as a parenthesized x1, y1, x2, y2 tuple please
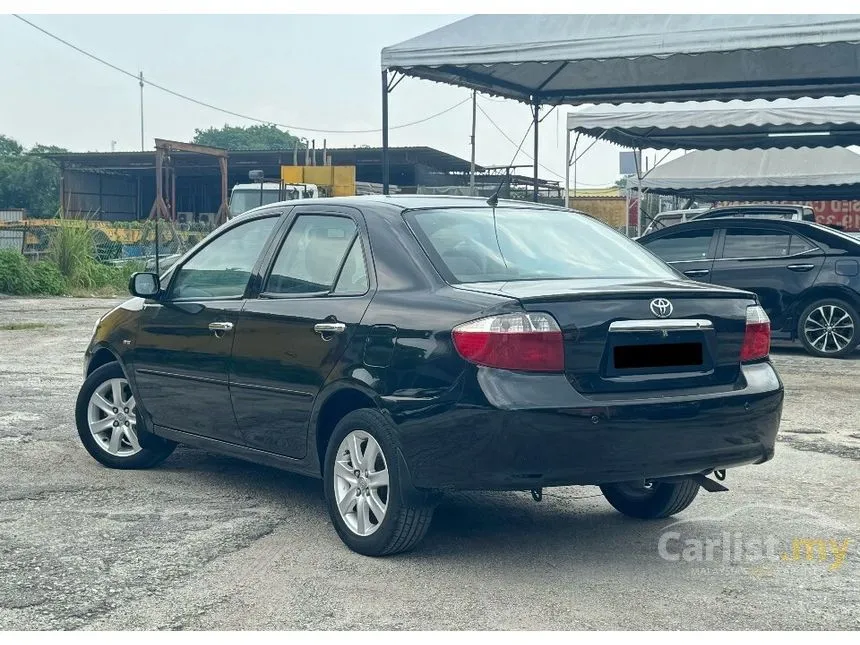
(228, 182, 319, 218)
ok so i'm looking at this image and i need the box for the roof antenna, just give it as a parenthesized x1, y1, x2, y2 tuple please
(485, 118, 535, 271)
(486, 118, 533, 208)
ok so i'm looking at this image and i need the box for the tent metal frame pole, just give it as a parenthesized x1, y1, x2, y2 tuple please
(532, 100, 540, 203)
(564, 128, 570, 209)
(633, 148, 644, 237)
(382, 69, 390, 195)
(469, 89, 477, 195)
(564, 131, 580, 209)
(624, 176, 631, 238)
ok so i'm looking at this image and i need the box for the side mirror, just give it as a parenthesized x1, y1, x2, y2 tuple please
(129, 272, 161, 298)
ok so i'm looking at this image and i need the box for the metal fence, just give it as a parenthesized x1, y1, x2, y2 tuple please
(0, 218, 216, 267)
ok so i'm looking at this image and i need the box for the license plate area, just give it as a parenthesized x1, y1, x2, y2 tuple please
(614, 342, 703, 369)
(603, 319, 715, 378)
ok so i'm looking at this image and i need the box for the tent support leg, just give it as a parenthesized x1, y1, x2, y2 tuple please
(564, 128, 570, 209)
(532, 100, 540, 203)
(382, 69, 390, 195)
(634, 147, 644, 236)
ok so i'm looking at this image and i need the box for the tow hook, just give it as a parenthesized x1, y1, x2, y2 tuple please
(530, 488, 543, 502)
(693, 473, 729, 493)
(714, 469, 726, 481)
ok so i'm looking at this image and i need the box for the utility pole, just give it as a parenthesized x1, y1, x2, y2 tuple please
(469, 90, 477, 195)
(139, 71, 145, 151)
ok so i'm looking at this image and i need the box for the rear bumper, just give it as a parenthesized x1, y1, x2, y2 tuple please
(392, 362, 783, 491)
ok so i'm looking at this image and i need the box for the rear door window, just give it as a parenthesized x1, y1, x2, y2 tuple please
(789, 234, 819, 256)
(264, 215, 363, 295)
(722, 228, 791, 259)
(642, 229, 715, 263)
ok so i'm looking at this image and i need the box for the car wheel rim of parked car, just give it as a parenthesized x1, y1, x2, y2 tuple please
(614, 482, 656, 499)
(333, 430, 389, 537)
(803, 305, 855, 354)
(87, 377, 142, 457)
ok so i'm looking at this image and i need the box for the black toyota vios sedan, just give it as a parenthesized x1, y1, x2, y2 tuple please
(76, 196, 783, 556)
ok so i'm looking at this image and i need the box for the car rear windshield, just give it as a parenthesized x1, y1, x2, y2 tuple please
(405, 207, 676, 283)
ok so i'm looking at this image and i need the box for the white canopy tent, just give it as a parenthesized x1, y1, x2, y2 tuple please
(563, 97, 860, 216)
(381, 14, 860, 199)
(382, 15, 860, 105)
(566, 98, 860, 152)
(629, 148, 860, 202)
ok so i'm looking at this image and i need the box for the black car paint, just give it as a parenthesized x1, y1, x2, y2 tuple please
(85, 196, 783, 492)
(638, 218, 860, 340)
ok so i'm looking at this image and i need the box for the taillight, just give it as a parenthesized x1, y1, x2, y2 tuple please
(740, 305, 771, 362)
(452, 312, 564, 372)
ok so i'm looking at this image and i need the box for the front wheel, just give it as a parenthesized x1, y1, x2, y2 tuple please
(75, 362, 175, 469)
(323, 409, 435, 556)
(798, 298, 859, 358)
(600, 479, 700, 519)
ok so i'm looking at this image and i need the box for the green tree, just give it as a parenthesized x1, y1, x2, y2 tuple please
(0, 135, 23, 157)
(0, 135, 66, 217)
(191, 124, 303, 151)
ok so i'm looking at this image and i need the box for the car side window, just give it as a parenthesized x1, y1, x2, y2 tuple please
(332, 237, 369, 295)
(265, 215, 360, 295)
(789, 234, 818, 255)
(722, 228, 791, 259)
(643, 229, 714, 262)
(169, 216, 278, 300)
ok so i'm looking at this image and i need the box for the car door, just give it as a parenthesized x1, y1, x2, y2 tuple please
(131, 214, 282, 442)
(709, 224, 824, 332)
(639, 225, 718, 281)
(229, 206, 375, 458)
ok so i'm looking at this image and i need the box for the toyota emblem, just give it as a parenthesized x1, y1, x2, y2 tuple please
(650, 298, 673, 318)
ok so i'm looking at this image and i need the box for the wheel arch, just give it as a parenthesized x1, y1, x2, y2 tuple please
(792, 284, 860, 339)
(311, 380, 385, 475)
(86, 344, 122, 376)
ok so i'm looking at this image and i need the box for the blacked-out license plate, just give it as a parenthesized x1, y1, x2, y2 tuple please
(613, 342, 704, 370)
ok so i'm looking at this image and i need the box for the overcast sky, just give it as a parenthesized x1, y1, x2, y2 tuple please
(0, 14, 631, 188)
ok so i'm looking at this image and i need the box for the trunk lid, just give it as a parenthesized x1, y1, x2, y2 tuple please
(455, 278, 757, 395)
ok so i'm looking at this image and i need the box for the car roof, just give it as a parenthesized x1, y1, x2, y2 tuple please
(653, 208, 708, 218)
(237, 194, 578, 217)
(701, 203, 811, 215)
(644, 216, 812, 231)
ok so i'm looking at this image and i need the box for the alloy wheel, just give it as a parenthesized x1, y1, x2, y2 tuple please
(333, 430, 389, 537)
(803, 304, 855, 354)
(613, 481, 656, 499)
(87, 377, 141, 457)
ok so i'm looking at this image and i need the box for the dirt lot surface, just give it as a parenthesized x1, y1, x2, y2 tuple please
(0, 297, 857, 630)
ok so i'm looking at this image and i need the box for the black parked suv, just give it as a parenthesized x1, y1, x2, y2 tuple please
(639, 217, 860, 357)
(77, 196, 783, 555)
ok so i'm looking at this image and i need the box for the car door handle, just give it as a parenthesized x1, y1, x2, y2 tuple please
(786, 264, 815, 272)
(208, 322, 234, 338)
(684, 269, 710, 277)
(314, 322, 346, 336)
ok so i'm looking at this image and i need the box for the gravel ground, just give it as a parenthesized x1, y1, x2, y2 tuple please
(0, 296, 857, 630)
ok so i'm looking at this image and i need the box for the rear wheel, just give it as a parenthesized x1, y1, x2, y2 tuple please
(323, 409, 434, 556)
(798, 298, 859, 358)
(600, 479, 700, 519)
(75, 362, 175, 469)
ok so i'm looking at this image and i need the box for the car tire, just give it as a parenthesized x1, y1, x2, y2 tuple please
(323, 408, 435, 556)
(600, 479, 700, 519)
(75, 362, 176, 469)
(797, 298, 859, 358)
